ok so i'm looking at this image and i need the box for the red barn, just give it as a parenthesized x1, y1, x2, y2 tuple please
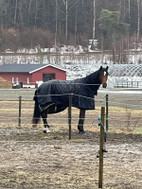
(0, 64, 66, 88)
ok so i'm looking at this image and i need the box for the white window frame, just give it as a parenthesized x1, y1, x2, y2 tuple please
(16, 77, 19, 84)
(12, 77, 14, 83)
(27, 77, 30, 84)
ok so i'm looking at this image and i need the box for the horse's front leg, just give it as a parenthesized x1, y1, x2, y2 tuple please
(41, 109, 50, 133)
(78, 109, 86, 134)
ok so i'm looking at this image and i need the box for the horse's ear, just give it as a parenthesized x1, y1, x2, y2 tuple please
(100, 66, 103, 70)
(106, 66, 108, 70)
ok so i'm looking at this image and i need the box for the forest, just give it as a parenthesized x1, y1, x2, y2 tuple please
(0, 0, 141, 53)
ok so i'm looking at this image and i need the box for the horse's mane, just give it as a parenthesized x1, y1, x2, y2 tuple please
(85, 69, 100, 83)
(84, 69, 101, 91)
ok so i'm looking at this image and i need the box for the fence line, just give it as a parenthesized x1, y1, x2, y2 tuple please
(108, 101, 142, 108)
(1, 116, 142, 123)
(0, 92, 142, 130)
(34, 93, 106, 103)
(108, 118, 142, 122)
(0, 80, 105, 86)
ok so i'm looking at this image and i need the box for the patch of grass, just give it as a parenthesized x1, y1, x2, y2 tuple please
(133, 128, 142, 134)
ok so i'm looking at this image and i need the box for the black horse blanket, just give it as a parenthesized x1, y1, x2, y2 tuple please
(34, 70, 101, 112)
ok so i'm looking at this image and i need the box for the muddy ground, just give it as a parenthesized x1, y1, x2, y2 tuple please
(0, 89, 142, 188)
(0, 127, 142, 189)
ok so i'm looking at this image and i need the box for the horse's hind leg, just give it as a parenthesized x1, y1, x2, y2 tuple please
(41, 109, 50, 133)
(78, 109, 86, 134)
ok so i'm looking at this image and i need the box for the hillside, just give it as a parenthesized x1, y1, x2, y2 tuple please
(0, 0, 141, 53)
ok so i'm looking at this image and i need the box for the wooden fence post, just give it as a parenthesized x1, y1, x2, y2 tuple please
(68, 93, 72, 140)
(99, 106, 105, 188)
(18, 96, 22, 126)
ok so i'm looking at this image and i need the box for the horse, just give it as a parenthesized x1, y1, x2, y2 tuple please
(32, 66, 108, 133)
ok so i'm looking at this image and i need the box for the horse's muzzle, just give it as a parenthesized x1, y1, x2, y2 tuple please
(102, 83, 107, 88)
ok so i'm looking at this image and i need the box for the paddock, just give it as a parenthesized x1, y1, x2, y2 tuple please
(0, 88, 142, 188)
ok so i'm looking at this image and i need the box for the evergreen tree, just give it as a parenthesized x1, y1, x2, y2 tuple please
(99, 9, 130, 63)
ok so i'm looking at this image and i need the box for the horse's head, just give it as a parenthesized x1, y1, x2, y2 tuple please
(99, 66, 109, 88)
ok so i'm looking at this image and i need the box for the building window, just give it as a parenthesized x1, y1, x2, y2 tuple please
(43, 73, 55, 82)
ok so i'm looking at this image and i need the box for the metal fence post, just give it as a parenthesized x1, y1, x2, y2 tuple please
(18, 96, 22, 126)
(68, 93, 72, 140)
(106, 94, 108, 131)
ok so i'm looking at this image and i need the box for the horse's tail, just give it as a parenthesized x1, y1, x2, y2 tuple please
(32, 94, 41, 127)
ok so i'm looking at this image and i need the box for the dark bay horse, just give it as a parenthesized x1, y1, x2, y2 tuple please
(32, 66, 108, 133)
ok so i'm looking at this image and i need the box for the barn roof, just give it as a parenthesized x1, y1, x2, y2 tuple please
(0, 64, 66, 74)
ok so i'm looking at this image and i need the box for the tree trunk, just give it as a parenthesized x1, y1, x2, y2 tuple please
(14, 0, 18, 28)
(75, 8, 78, 46)
(34, 0, 38, 27)
(112, 35, 116, 64)
(128, 0, 131, 20)
(101, 36, 104, 63)
(19, 0, 23, 27)
(28, 0, 32, 25)
(55, 0, 58, 48)
(137, 0, 140, 41)
(65, 0, 68, 42)
(91, 0, 96, 50)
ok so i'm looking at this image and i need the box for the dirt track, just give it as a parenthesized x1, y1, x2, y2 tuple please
(0, 126, 142, 189)
(0, 88, 142, 188)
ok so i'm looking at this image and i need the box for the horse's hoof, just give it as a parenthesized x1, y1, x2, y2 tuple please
(96, 154, 100, 158)
(43, 128, 50, 133)
(79, 131, 86, 135)
(103, 149, 108, 153)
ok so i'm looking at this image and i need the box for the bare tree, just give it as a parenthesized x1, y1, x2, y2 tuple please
(14, 0, 18, 28)
(28, 0, 33, 25)
(65, 0, 68, 42)
(34, 0, 38, 27)
(74, 7, 78, 45)
(91, 0, 96, 50)
(128, 0, 131, 19)
(137, 0, 140, 41)
(62, 0, 68, 42)
(55, 0, 58, 47)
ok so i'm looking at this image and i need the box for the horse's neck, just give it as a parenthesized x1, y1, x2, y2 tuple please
(84, 71, 101, 90)
(85, 71, 100, 83)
